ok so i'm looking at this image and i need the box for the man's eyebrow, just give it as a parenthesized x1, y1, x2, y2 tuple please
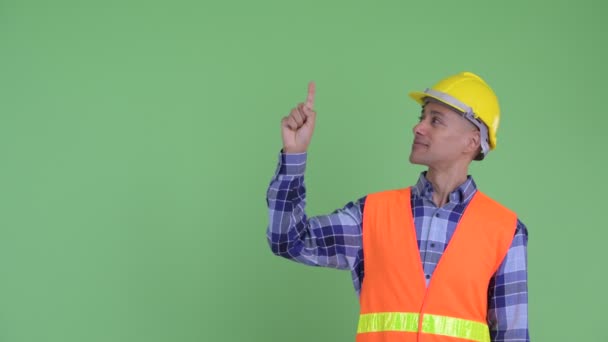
(429, 110, 446, 117)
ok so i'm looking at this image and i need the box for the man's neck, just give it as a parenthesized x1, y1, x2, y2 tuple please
(425, 165, 469, 208)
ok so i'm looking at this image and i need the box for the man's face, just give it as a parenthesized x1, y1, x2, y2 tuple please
(409, 100, 479, 168)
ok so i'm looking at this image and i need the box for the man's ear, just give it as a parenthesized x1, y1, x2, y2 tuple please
(464, 130, 481, 154)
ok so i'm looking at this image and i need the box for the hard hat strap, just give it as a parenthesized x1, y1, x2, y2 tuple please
(423, 88, 490, 157)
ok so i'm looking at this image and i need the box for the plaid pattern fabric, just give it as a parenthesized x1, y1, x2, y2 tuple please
(266, 152, 529, 342)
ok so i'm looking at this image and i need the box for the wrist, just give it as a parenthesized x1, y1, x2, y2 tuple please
(282, 147, 307, 154)
(279, 150, 307, 176)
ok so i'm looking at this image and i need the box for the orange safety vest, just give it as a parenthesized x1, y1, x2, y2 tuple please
(357, 187, 516, 342)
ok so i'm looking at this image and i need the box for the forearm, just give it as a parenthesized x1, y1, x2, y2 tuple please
(266, 151, 364, 269)
(266, 151, 314, 263)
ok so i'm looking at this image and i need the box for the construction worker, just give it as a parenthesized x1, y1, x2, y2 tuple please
(266, 72, 529, 342)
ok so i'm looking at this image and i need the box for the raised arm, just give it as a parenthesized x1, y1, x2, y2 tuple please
(267, 82, 364, 271)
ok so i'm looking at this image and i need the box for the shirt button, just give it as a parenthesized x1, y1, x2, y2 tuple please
(430, 243, 435, 248)
(435, 213, 440, 217)
(425, 274, 430, 279)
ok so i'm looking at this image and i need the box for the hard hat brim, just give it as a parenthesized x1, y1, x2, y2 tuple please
(409, 91, 466, 114)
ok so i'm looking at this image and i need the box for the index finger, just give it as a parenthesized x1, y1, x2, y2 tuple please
(305, 81, 315, 109)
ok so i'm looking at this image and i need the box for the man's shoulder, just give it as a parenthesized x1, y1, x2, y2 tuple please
(474, 190, 516, 214)
(366, 187, 412, 202)
(472, 190, 526, 234)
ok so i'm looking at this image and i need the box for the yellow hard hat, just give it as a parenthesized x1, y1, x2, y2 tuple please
(409, 72, 500, 160)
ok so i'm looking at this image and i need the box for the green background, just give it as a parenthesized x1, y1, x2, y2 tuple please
(1, 0, 606, 341)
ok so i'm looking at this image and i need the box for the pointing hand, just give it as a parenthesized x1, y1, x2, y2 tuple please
(281, 82, 317, 154)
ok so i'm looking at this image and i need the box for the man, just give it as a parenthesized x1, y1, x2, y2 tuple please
(266, 72, 529, 342)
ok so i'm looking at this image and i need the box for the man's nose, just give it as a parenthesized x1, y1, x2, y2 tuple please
(413, 121, 426, 135)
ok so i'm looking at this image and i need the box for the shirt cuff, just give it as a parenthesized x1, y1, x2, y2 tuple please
(277, 150, 307, 176)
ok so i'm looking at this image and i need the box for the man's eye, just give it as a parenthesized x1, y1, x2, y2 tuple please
(432, 118, 440, 124)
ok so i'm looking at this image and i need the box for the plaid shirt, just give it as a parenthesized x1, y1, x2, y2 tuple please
(266, 152, 529, 342)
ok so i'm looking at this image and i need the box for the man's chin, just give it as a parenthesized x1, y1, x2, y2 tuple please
(409, 155, 427, 166)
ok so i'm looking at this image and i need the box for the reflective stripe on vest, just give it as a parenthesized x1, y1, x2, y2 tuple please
(357, 312, 490, 342)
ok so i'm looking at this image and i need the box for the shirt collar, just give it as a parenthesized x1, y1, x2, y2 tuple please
(412, 171, 477, 205)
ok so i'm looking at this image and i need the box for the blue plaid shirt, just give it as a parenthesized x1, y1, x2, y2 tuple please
(266, 151, 529, 342)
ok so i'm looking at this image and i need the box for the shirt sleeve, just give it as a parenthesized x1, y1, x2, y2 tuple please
(266, 151, 365, 271)
(487, 219, 529, 342)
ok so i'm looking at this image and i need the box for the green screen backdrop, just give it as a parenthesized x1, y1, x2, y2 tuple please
(1, 0, 606, 341)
